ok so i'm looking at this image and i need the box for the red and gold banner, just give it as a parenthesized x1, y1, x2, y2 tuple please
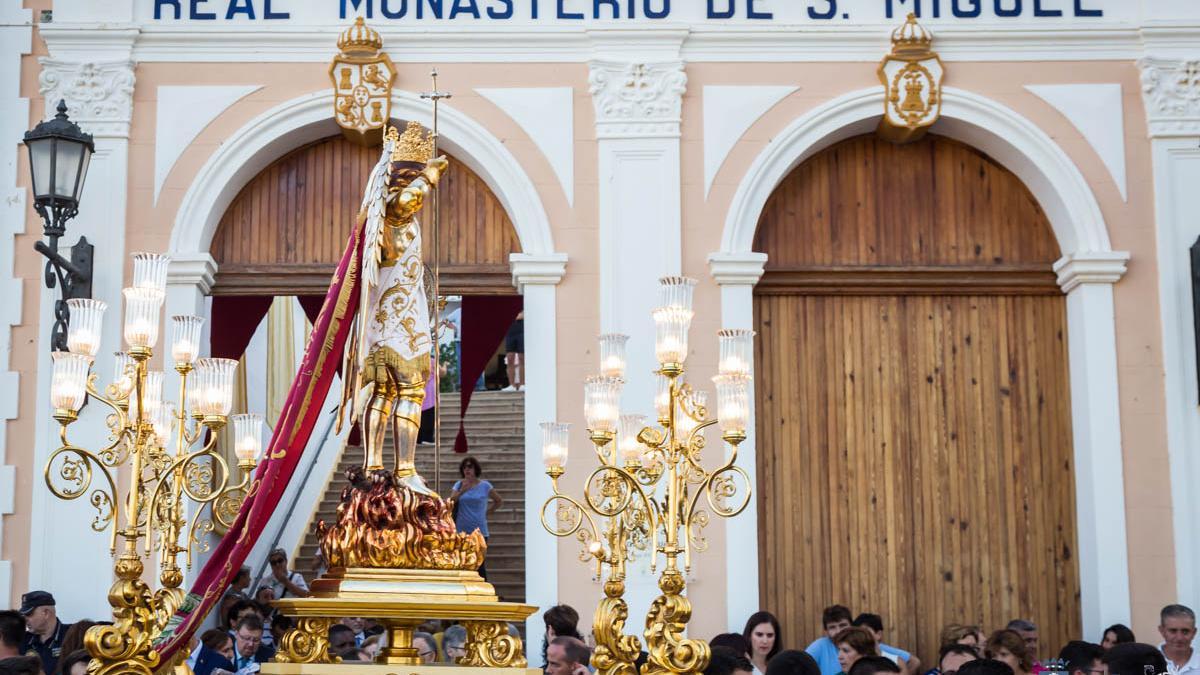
(154, 222, 364, 664)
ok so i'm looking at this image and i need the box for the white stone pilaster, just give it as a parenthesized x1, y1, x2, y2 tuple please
(1139, 55, 1200, 612)
(28, 52, 135, 620)
(708, 252, 766, 632)
(511, 252, 567, 652)
(0, 0, 32, 607)
(589, 50, 686, 631)
(1054, 252, 1132, 638)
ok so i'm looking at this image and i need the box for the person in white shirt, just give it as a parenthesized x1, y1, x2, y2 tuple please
(1159, 604, 1200, 675)
(257, 548, 309, 599)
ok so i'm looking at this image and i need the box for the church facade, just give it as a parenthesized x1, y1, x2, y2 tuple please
(2, 0, 1199, 660)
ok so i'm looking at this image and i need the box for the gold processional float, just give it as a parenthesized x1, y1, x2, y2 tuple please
(35, 11, 943, 675)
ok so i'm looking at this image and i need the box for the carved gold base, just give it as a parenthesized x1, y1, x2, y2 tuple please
(263, 665, 541, 674)
(272, 568, 536, 667)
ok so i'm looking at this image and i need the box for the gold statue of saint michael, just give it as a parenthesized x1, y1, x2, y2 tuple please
(340, 121, 448, 494)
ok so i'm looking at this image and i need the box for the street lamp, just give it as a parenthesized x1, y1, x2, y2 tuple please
(24, 99, 95, 353)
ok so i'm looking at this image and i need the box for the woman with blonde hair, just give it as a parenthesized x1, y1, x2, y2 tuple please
(940, 624, 984, 651)
(834, 627, 879, 675)
(985, 630, 1033, 675)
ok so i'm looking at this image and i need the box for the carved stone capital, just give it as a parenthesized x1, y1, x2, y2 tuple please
(1139, 57, 1200, 138)
(588, 60, 686, 140)
(38, 58, 135, 139)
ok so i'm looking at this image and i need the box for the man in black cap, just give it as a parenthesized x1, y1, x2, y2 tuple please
(19, 590, 70, 675)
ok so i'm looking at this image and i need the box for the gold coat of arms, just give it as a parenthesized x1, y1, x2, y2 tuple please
(877, 13, 945, 144)
(330, 17, 397, 145)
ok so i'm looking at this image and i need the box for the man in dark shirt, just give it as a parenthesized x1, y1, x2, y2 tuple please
(19, 591, 71, 675)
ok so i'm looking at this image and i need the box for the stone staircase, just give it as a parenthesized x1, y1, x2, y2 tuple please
(295, 390, 527, 603)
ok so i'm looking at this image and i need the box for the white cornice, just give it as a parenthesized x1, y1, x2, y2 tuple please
(708, 252, 768, 287)
(37, 58, 135, 138)
(510, 252, 567, 291)
(35, 21, 1200, 65)
(1054, 251, 1130, 293)
(589, 59, 686, 140)
(167, 253, 218, 294)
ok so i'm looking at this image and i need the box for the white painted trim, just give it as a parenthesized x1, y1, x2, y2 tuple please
(718, 86, 1130, 638)
(1147, 138, 1200, 611)
(169, 89, 555, 257)
(703, 86, 797, 198)
(0, 0, 31, 606)
(36, 22, 1200, 65)
(1025, 84, 1128, 202)
(154, 84, 262, 204)
(707, 252, 766, 632)
(476, 87, 575, 207)
(511, 252, 566, 653)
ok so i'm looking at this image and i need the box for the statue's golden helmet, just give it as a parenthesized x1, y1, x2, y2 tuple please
(386, 121, 433, 192)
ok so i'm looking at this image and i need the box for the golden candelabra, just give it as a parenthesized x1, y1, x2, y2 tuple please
(540, 276, 754, 675)
(43, 252, 264, 675)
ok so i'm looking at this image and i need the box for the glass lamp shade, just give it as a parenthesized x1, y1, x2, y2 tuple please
(657, 276, 698, 312)
(50, 351, 90, 412)
(129, 370, 164, 423)
(111, 351, 134, 397)
(653, 307, 693, 366)
(598, 334, 629, 379)
(541, 422, 570, 470)
(713, 373, 751, 436)
(122, 287, 165, 349)
(153, 402, 176, 448)
(65, 298, 106, 357)
(170, 315, 204, 365)
(23, 101, 94, 213)
(194, 358, 238, 417)
(232, 413, 264, 463)
(717, 329, 755, 378)
(584, 376, 622, 434)
(617, 414, 646, 465)
(654, 373, 673, 421)
(676, 390, 708, 438)
(132, 252, 170, 294)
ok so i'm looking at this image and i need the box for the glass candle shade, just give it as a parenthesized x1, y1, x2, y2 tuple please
(171, 315, 204, 365)
(584, 376, 622, 435)
(129, 370, 164, 423)
(153, 402, 176, 448)
(232, 413, 264, 464)
(112, 351, 134, 397)
(676, 390, 708, 439)
(66, 298, 106, 357)
(713, 373, 751, 436)
(122, 287, 164, 349)
(657, 276, 698, 313)
(653, 307, 693, 366)
(598, 333, 629, 379)
(617, 414, 646, 465)
(194, 358, 238, 418)
(541, 422, 570, 470)
(132, 252, 170, 293)
(50, 351, 90, 412)
(655, 373, 673, 421)
(718, 329, 755, 378)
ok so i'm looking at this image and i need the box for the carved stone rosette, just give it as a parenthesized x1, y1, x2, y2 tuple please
(461, 621, 527, 668)
(38, 58, 135, 138)
(275, 617, 340, 664)
(1139, 57, 1200, 137)
(588, 60, 687, 139)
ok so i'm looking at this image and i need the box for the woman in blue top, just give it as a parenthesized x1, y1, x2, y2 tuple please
(449, 457, 503, 580)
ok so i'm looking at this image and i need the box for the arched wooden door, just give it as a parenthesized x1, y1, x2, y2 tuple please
(753, 134, 1080, 664)
(210, 133, 521, 295)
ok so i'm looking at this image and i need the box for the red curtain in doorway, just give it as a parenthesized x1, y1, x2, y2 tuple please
(454, 295, 523, 454)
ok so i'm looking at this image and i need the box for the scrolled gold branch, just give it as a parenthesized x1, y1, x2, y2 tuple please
(44, 444, 120, 551)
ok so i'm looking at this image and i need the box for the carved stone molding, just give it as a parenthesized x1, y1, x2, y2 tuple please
(588, 60, 686, 139)
(1139, 57, 1200, 138)
(38, 58, 135, 138)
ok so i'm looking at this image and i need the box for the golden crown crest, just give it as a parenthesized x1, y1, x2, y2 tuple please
(338, 16, 384, 55)
(890, 13, 934, 56)
(388, 121, 435, 163)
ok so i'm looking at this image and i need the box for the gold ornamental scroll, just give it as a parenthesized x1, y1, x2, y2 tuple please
(330, 17, 397, 146)
(877, 13, 945, 144)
